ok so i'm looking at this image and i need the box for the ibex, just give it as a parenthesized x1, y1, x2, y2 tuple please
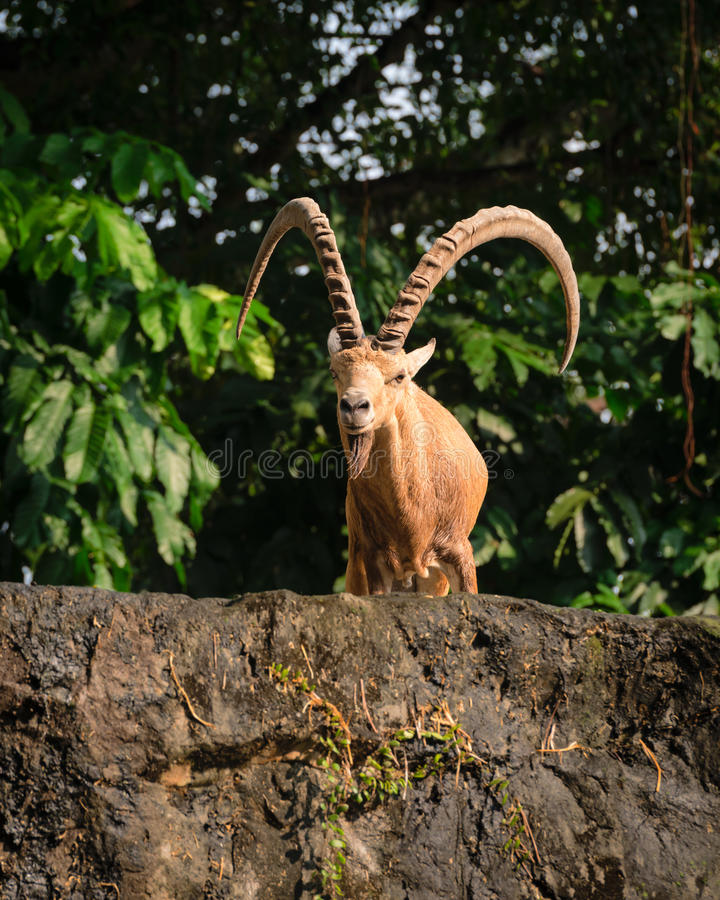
(236, 198, 579, 595)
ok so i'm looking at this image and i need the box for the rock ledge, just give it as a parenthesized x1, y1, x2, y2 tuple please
(1, 583, 719, 899)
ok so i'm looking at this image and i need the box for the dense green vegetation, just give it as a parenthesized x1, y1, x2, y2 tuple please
(1, 0, 719, 614)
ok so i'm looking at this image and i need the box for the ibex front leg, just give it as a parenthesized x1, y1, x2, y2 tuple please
(345, 526, 391, 595)
(441, 539, 478, 593)
(345, 555, 390, 595)
(344, 555, 368, 595)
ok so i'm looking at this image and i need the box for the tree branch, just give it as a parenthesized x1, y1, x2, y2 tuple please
(245, 0, 456, 173)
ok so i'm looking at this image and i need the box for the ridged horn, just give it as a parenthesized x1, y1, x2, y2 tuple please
(374, 205, 580, 372)
(236, 198, 364, 349)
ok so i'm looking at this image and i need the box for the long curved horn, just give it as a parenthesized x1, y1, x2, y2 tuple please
(374, 205, 580, 372)
(236, 197, 364, 349)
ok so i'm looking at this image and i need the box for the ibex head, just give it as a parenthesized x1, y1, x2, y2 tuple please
(236, 197, 579, 475)
(325, 334, 437, 477)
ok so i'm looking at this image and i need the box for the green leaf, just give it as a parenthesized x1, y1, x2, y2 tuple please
(471, 525, 498, 566)
(188, 442, 220, 530)
(697, 549, 720, 591)
(649, 281, 702, 311)
(578, 273, 606, 303)
(116, 395, 156, 482)
(103, 426, 138, 525)
(39, 133, 75, 169)
(584, 195, 603, 227)
(0, 177, 24, 244)
(588, 496, 628, 567)
(145, 489, 196, 565)
(637, 581, 669, 616)
(155, 426, 192, 513)
(241, 297, 278, 328)
(0, 222, 12, 269)
(461, 331, 497, 387)
(610, 274, 641, 295)
(546, 486, 593, 529)
(573, 508, 590, 573)
(191, 441, 220, 496)
(59, 345, 109, 386)
(22, 379, 74, 469)
(659, 528, 684, 558)
(178, 285, 212, 356)
(683, 596, 720, 617)
(559, 198, 582, 223)
(76, 511, 128, 586)
(84, 300, 132, 351)
(691, 309, 720, 379)
(23, 194, 88, 282)
(495, 330, 554, 377)
(0, 87, 30, 134)
(178, 285, 224, 378)
(538, 268, 560, 294)
(592, 590, 630, 615)
(658, 313, 688, 341)
(81, 130, 109, 155)
(487, 506, 518, 541)
(63, 401, 111, 482)
(145, 149, 178, 196)
(613, 491, 647, 552)
(173, 154, 210, 210)
(553, 517, 574, 568)
(92, 197, 157, 291)
(476, 409, 517, 443)
(78, 516, 123, 567)
(3, 356, 44, 431)
(111, 141, 150, 203)
(604, 387, 629, 422)
(138, 287, 180, 351)
(235, 331, 275, 380)
(43, 514, 70, 552)
(193, 283, 232, 305)
(502, 347, 529, 386)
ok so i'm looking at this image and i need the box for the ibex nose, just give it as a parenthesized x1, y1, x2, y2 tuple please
(339, 389, 374, 430)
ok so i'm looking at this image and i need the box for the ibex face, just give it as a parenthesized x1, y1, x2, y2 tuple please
(327, 333, 435, 437)
(236, 198, 580, 596)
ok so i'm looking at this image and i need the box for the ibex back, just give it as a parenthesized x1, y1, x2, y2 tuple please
(236, 199, 580, 595)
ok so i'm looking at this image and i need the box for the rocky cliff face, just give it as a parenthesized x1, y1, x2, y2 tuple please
(1, 582, 719, 899)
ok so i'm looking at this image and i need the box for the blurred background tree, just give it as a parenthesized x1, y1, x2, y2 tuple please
(1, 0, 719, 614)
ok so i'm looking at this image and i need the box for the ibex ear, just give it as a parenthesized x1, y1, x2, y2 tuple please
(405, 338, 436, 378)
(327, 327, 342, 356)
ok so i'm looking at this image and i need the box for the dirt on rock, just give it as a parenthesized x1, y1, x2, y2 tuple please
(1, 582, 719, 899)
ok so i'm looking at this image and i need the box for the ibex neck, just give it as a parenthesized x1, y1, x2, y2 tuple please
(362, 387, 428, 482)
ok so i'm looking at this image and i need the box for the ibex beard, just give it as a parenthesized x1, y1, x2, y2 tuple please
(236, 198, 580, 597)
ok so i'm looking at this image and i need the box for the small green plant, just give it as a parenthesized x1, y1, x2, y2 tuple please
(268, 662, 538, 897)
(487, 777, 539, 874)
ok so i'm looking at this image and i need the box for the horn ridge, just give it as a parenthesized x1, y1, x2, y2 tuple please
(236, 197, 364, 349)
(375, 205, 580, 372)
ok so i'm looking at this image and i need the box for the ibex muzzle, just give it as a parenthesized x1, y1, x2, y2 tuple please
(236, 198, 580, 595)
(338, 389, 374, 431)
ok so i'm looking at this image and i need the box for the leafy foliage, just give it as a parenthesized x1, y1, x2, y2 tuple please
(267, 661, 537, 897)
(0, 95, 277, 587)
(2, 2, 720, 612)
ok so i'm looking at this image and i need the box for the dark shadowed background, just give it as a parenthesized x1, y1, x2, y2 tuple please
(1, 0, 719, 614)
